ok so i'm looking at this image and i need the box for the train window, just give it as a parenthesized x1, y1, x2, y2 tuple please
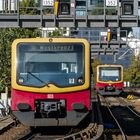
(99, 67, 121, 82)
(17, 43, 85, 87)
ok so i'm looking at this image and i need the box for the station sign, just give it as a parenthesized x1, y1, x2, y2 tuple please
(43, 0, 54, 6)
(106, 0, 117, 6)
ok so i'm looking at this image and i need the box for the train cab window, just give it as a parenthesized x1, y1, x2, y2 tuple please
(26, 62, 61, 73)
(17, 43, 85, 87)
(99, 67, 121, 82)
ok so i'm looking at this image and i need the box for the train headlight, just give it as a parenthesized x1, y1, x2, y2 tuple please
(18, 77, 24, 83)
(72, 103, 87, 111)
(17, 103, 31, 111)
(106, 85, 114, 91)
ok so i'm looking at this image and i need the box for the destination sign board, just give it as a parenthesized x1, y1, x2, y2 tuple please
(44, 45, 74, 51)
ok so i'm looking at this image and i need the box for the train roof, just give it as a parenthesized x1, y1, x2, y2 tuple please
(12, 37, 89, 44)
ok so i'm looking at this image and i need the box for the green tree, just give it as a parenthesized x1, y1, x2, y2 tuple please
(91, 3, 104, 15)
(91, 2, 117, 15)
(48, 28, 63, 37)
(0, 28, 40, 92)
(124, 57, 140, 87)
(91, 57, 102, 84)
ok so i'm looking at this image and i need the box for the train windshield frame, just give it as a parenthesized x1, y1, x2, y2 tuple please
(16, 42, 85, 88)
(99, 67, 122, 82)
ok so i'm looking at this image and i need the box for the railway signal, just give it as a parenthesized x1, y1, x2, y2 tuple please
(107, 28, 111, 42)
(54, 0, 59, 16)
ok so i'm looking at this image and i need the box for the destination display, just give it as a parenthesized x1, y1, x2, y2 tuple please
(22, 44, 76, 52)
(43, 45, 74, 51)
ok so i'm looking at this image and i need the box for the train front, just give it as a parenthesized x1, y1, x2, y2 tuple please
(11, 38, 90, 127)
(95, 65, 123, 95)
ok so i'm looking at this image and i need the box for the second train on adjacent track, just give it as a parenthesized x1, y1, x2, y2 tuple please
(95, 64, 124, 95)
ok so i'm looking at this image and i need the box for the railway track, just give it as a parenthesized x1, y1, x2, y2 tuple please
(99, 95, 140, 140)
(14, 97, 103, 140)
(0, 115, 30, 140)
(0, 115, 15, 134)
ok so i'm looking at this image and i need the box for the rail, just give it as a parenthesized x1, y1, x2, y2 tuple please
(99, 95, 140, 140)
(100, 96, 126, 140)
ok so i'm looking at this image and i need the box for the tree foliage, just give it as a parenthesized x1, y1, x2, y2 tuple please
(91, 3, 104, 15)
(19, 0, 38, 15)
(91, 57, 102, 84)
(0, 28, 40, 92)
(124, 57, 140, 87)
(48, 28, 63, 37)
(91, 2, 117, 15)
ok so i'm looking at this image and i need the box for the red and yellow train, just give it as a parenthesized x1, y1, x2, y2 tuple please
(11, 38, 91, 127)
(95, 64, 124, 95)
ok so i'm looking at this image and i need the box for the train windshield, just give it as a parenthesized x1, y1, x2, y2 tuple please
(16, 43, 84, 87)
(99, 67, 121, 82)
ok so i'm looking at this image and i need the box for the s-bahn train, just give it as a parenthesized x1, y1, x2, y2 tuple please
(95, 64, 124, 95)
(11, 38, 91, 127)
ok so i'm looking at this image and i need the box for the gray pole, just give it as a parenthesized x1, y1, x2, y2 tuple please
(114, 53, 116, 63)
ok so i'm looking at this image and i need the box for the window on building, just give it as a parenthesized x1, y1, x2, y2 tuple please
(123, 3, 133, 15)
(90, 0, 104, 6)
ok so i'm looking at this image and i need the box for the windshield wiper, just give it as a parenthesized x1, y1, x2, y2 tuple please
(27, 71, 50, 87)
